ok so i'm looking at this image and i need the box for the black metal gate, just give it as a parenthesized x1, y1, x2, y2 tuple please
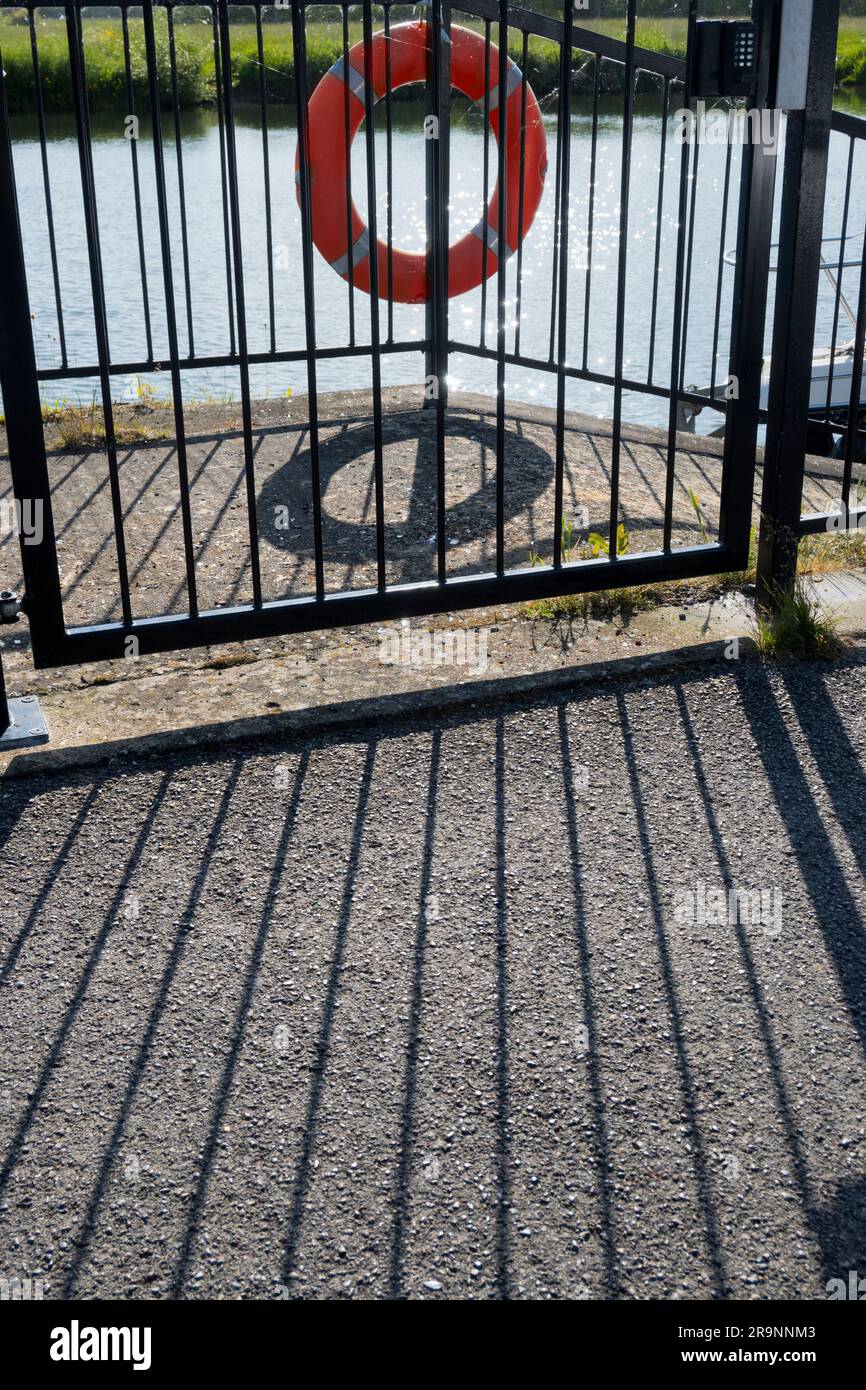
(0, 0, 784, 672)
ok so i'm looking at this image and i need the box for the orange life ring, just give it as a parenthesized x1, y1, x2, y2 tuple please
(295, 21, 548, 304)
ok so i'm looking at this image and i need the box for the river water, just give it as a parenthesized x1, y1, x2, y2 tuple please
(9, 89, 866, 432)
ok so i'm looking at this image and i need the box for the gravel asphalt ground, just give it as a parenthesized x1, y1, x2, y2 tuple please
(1, 652, 866, 1301)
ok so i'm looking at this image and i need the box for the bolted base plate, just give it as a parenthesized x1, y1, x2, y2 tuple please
(0, 694, 49, 750)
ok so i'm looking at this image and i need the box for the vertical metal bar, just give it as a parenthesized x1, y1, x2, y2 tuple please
(479, 21, 492, 351)
(552, 5, 573, 569)
(824, 136, 855, 421)
(211, 5, 236, 357)
(547, 51, 564, 365)
(494, 0, 508, 575)
(28, 7, 68, 370)
(360, 0, 386, 589)
(719, 0, 783, 565)
(217, 0, 262, 607)
(512, 30, 529, 358)
(291, 0, 325, 600)
(425, 7, 435, 383)
(607, 1, 636, 560)
(661, 2, 698, 552)
(756, 0, 841, 605)
(64, 4, 133, 627)
(256, 6, 277, 357)
(0, 48, 65, 664)
(342, 5, 357, 347)
(647, 77, 671, 387)
(710, 110, 734, 400)
(581, 56, 600, 373)
(430, 0, 450, 583)
(167, 4, 195, 358)
(384, 5, 394, 343)
(142, 0, 199, 618)
(678, 130, 701, 393)
(121, 5, 153, 366)
(839, 222, 866, 507)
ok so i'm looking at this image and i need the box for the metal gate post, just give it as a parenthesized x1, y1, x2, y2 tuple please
(717, 0, 782, 563)
(0, 52, 56, 744)
(756, 0, 842, 609)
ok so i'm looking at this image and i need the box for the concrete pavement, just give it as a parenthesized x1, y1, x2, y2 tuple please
(1, 650, 866, 1300)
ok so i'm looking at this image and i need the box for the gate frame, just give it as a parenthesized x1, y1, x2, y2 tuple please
(0, 0, 784, 687)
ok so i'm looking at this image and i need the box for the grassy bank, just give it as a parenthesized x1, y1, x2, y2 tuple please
(1, 13, 864, 114)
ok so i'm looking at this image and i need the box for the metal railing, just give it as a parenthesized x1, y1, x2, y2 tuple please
(0, 0, 781, 673)
(798, 106, 866, 535)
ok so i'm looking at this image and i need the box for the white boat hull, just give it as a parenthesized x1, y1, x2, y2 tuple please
(757, 344, 866, 415)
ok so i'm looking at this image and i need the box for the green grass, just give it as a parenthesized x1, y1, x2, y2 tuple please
(754, 579, 843, 660)
(0, 12, 863, 114)
(836, 20, 866, 87)
(797, 527, 866, 573)
(571, 16, 866, 88)
(28, 394, 169, 449)
(525, 583, 657, 628)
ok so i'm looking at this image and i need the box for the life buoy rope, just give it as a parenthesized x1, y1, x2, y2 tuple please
(295, 21, 548, 304)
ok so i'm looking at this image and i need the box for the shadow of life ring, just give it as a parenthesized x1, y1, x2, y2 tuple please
(295, 21, 548, 304)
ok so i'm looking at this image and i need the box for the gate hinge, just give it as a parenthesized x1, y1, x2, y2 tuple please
(693, 20, 758, 101)
(0, 590, 23, 624)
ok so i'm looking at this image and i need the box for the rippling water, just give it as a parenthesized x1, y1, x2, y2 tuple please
(9, 88, 866, 431)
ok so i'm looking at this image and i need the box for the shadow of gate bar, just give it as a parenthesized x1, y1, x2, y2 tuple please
(761, 98, 866, 591)
(0, 1, 787, 735)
